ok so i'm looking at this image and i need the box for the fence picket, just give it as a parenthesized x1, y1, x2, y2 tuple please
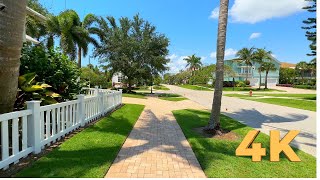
(22, 116, 28, 150)
(12, 118, 19, 156)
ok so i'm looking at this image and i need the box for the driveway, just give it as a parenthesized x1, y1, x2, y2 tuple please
(162, 85, 316, 157)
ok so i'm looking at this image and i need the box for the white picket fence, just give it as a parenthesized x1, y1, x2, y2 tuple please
(0, 88, 122, 170)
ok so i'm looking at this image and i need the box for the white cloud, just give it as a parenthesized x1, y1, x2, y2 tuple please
(210, 48, 238, 59)
(167, 54, 178, 60)
(249, 33, 261, 40)
(167, 54, 206, 73)
(230, 0, 308, 24)
(209, 7, 220, 19)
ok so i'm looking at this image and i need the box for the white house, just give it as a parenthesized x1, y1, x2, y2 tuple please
(112, 72, 126, 88)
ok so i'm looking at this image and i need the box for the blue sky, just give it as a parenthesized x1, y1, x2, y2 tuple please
(39, 0, 313, 73)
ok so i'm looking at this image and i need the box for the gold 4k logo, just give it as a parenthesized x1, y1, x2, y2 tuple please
(236, 130, 301, 162)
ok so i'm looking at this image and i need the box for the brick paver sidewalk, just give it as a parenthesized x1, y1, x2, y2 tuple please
(105, 97, 206, 178)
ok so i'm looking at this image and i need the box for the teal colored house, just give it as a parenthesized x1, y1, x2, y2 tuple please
(224, 55, 280, 86)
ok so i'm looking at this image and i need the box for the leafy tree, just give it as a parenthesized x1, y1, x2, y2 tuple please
(295, 61, 309, 84)
(206, 0, 230, 133)
(80, 65, 111, 89)
(302, 0, 316, 57)
(252, 48, 272, 89)
(236, 47, 255, 81)
(95, 14, 170, 92)
(0, 0, 28, 114)
(261, 62, 277, 89)
(184, 54, 202, 75)
(279, 68, 296, 84)
(20, 44, 82, 101)
(47, 10, 103, 67)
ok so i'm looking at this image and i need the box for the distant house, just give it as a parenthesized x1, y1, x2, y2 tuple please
(281, 62, 296, 69)
(112, 72, 127, 88)
(224, 55, 280, 86)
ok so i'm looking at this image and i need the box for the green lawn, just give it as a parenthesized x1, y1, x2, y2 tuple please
(177, 84, 212, 91)
(224, 94, 263, 98)
(242, 98, 316, 112)
(153, 85, 170, 91)
(158, 93, 188, 101)
(15, 104, 145, 178)
(254, 93, 316, 100)
(122, 92, 147, 99)
(224, 93, 316, 111)
(159, 97, 188, 101)
(173, 109, 316, 178)
(223, 87, 285, 92)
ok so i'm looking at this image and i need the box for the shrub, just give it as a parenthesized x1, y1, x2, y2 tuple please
(245, 80, 251, 85)
(20, 44, 82, 101)
(293, 85, 316, 90)
(236, 81, 246, 87)
(276, 84, 293, 87)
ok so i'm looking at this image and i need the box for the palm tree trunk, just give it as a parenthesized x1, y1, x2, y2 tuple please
(265, 71, 268, 89)
(0, 0, 27, 114)
(78, 48, 82, 68)
(246, 65, 249, 82)
(206, 0, 229, 132)
(259, 70, 262, 90)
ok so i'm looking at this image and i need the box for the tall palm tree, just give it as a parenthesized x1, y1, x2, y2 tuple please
(184, 54, 202, 75)
(205, 0, 230, 133)
(47, 10, 102, 68)
(77, 14, 104, 68)
(261, 62, 277, 89)
(295, 61, 308, 84)
(252, 48, 272, 89)
(0, 0, 28, 114)
(236, 47, 255, 81)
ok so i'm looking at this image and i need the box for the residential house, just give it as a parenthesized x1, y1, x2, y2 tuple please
(224, 55, 280, 86)
(112, 72, 127, 88)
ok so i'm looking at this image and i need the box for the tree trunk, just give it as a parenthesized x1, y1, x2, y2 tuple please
(246, 65, 249, 82)
(258, 70, 262, 90)
(77, 48, 82, 68)
(265, 71, 268, 89)
(0, 0, 27, 114)
(205, 0, 229, 131)
(127, 78, 133, 93)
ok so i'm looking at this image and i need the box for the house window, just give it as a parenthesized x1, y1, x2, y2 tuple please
(118, 75, 123, 83)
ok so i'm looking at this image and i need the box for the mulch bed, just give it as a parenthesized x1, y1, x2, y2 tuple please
(193, 127, 240, 141)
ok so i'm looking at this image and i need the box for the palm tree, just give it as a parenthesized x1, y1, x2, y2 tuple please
(236, 47, 255, 81)
(295, 61, 309, 84)
(205, 0, 230, 133)
(47, 10, 103, 68)
(308, 59, 316, 80)
(261, 62, 277, 89)
(184, 54, 202, 75)
(252, 48, 272, 89)
(0, 0, 28, 114)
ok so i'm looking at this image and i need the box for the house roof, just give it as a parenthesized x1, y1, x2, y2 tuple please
(281, 62, 296, 68)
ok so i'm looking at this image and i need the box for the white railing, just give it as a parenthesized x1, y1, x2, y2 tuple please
(0, 88, 122, 170)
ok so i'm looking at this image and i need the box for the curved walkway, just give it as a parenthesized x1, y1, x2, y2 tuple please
(105, 97, 206, 178)
(163, 85, 316, 157)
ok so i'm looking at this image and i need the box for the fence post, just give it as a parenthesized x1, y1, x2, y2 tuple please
(77, 94, 86, 127)
(26, 101, 42, 154)
(119, 89, 123, 105)
(95, 86, 99, 96)
(98, 91, 104, 115)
